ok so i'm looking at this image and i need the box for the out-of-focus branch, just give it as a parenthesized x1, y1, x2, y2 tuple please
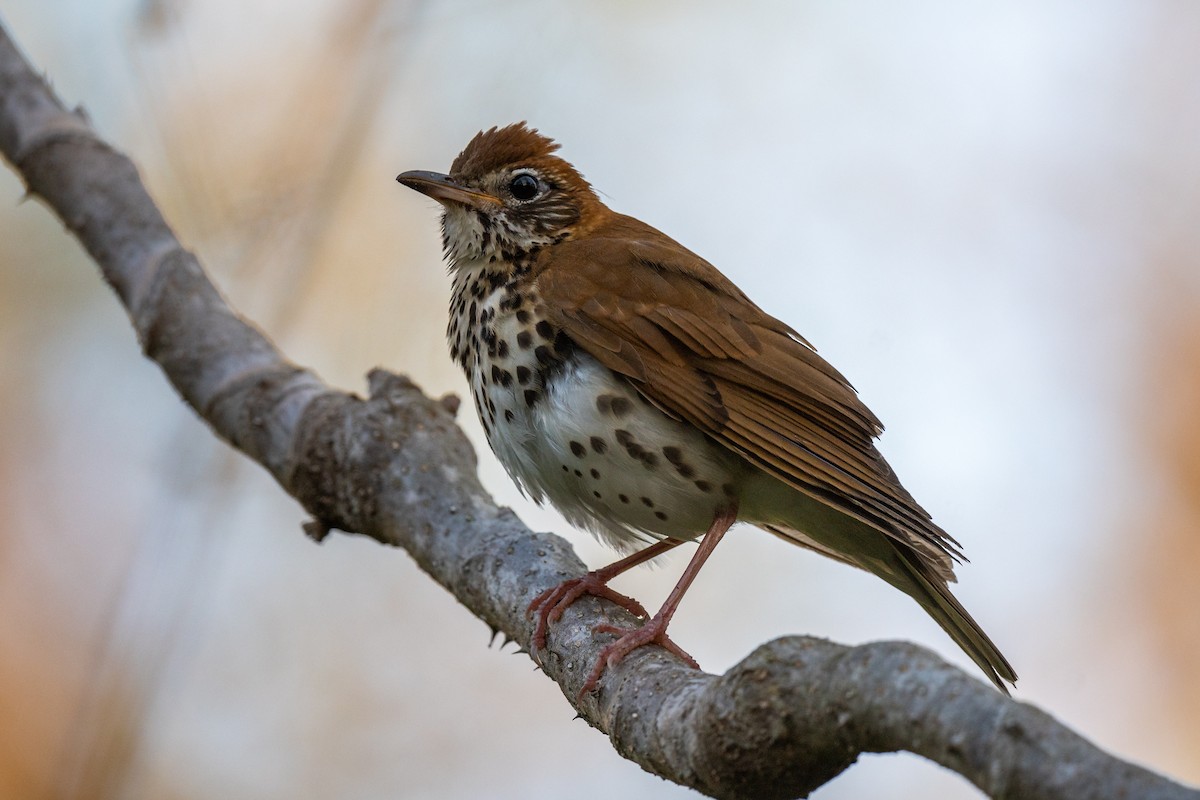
(1, 22, 1196, 800)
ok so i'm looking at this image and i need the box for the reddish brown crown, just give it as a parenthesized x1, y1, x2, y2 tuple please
(450, 122, 561, 178)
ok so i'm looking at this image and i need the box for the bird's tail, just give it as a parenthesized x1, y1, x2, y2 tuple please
(762, 522, 1017, 693)
(886, 545, 1017, 693)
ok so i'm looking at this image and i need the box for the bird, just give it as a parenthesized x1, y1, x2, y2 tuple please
(397, 122, 1016, 697)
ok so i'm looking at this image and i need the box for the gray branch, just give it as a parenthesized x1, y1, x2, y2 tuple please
(1, 22, 1194, 800)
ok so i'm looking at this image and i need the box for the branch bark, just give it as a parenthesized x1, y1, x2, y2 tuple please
(1, 22, 1195, 800)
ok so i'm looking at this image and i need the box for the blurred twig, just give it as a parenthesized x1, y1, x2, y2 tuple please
(1, 20, 1197, 800)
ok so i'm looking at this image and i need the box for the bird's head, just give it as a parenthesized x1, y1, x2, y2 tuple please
(398, 123, 600, 269)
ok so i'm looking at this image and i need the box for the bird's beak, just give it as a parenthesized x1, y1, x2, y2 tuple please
(396, 170, 501, 209)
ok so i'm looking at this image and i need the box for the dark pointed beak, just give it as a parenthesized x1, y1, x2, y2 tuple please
(396, 170, 501, 209)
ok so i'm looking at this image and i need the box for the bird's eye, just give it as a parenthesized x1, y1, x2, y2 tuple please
(508, 173, 540, 201)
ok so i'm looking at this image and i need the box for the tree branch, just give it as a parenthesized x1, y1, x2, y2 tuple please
(1, 22, 1195, 800)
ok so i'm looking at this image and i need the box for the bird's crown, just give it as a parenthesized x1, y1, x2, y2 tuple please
(450, 122, 564, 180)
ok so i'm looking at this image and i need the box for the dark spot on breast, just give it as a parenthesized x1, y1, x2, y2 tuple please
(535, 320, 554, 340)
(675, 463, 696, 479)
(625, 445, 656, 468)
(598, 395, 633, 417)
(618, 494, 629, 504)
(590, 436, 608, 454)
(593, 491, 602, 499)
(574, 469, 583, 477)
(613, 429, 657, 468)
(517, 331, 533, 349)
(524, 389, 539, 406)
(504, 410, 515, 423)
(654, 511, 668, 521)
(534, 345, 554, 366)
(695, 480, 713, 493)
(553, 331, 573, 357)
(496, 340, 510, 358)
(516, 366, 532, 384)
(590, 468, 600, 479)
(640, 497, 655, 508)
(569, 441, 586, 458)
(663, 446, 683, 464)
(516, 310, 531, 324)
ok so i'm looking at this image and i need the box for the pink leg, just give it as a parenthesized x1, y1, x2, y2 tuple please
(527, 538, 682, 655)
(578, 504, 739, 698)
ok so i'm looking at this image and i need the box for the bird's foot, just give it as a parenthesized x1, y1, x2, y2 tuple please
(577, 614, 699, 699)
(526, 574, 650, 655)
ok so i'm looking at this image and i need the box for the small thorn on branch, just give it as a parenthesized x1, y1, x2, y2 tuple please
(488, 628, 520, 650)
(438, 392, 461, 417)
(302, 519, 333, 543)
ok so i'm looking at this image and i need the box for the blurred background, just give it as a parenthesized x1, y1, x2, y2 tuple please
(1, 1, 1198, 798)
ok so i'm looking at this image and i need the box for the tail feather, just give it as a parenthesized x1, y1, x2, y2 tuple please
(762, 523, 860, 569)
(761, 522, 1016, 693)
(889, 547, 1017, 693)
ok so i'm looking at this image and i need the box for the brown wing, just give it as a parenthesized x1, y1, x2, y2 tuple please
(534, 212, 962, 575)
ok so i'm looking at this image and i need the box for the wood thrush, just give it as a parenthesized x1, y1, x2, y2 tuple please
(397, 123, 1016, 696)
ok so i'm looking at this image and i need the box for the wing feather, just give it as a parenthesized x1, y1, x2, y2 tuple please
(534, 212, 961, 571)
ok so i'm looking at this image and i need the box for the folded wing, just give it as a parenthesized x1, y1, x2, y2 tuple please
(534, 213, 962, 578)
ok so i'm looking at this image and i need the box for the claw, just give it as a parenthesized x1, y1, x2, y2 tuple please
(527, 574, 649, 655)
(577, 614, 700, 699)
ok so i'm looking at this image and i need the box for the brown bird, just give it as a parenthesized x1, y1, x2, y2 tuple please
(397, 123, 1016, 696)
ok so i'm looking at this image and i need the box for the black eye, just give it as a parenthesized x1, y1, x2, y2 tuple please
(509, 173, 539, 201)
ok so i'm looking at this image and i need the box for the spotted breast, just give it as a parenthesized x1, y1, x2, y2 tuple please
(449, 264, 748, 553)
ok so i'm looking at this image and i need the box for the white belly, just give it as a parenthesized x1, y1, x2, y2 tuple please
(483, 350, 744, 551)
